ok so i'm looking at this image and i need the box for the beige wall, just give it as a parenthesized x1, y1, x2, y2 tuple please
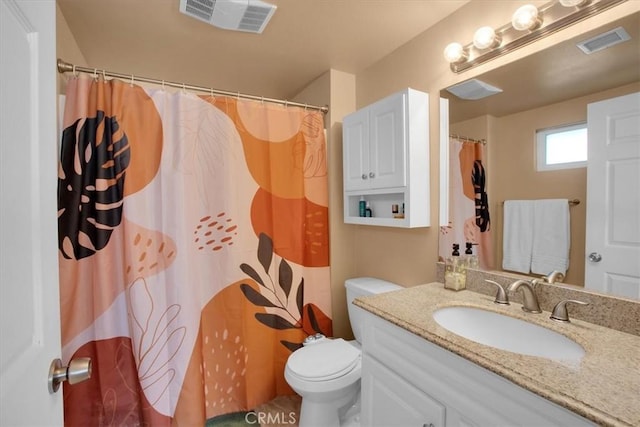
(56, 1, 639, 339)
(56, 3, 86, 94)
(293, 70, 358, 339)
(452, 82, 639, 286)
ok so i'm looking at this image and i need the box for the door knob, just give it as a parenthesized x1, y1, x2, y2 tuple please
(588, 252, 602, 263)
(48, 357, 92, 393)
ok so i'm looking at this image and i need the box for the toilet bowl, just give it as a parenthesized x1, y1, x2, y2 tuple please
(284, 339, 361, 426)
(284, 277, 403, 426)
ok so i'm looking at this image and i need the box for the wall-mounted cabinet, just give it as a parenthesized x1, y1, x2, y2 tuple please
(343, 88, 429, 227)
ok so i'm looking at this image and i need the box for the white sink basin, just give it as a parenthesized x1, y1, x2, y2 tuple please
(433, 306, 585, 361)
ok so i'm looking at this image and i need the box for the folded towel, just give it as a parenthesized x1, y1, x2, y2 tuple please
(502, 200, 534, 274)
(531, 199, 570, 276)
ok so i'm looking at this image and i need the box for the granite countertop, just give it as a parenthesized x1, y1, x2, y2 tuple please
(354, 282, 640, 427)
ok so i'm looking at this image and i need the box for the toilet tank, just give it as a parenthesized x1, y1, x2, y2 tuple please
(345, 277, 402, 343)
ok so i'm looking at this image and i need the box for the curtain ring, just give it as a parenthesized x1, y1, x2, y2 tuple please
(161, 80, 165, 91)
(182, 83, 186, 94)
(72, 65, 78, 77)
(93, 68, 98, 81)
(102, 69, 106, 82)
(260, 96, 264, 105)
(304, 103, 308, 111)
(285, 100, 288, 108)
(236, 91, 240, 101)
(130, 74, 134, 87)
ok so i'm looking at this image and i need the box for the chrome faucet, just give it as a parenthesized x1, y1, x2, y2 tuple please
(544, 270, 565, 284)
(507, 280, 541, 313)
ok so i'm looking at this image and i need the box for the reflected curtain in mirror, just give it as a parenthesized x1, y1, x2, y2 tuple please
(439, 137, 493, 269)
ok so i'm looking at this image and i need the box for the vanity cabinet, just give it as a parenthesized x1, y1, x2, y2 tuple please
(360, 311, 595, 427)
(342, 88, 429, 227)
(362, 356, 445, 427)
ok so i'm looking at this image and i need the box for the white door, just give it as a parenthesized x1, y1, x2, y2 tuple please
(0, 0, 64, 425)
(361, 356, 445, 427)
(585, 92, 640, 299)
(369, 91, 406, 190)
(343, 107, 370, 191)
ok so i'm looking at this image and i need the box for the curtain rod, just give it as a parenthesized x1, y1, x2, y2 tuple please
(57, 59, 329, 114)
(449, 133, 487, 145)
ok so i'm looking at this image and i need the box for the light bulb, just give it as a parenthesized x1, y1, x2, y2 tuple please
(473, 26, 500, 50)
(511, 4, 542, 31)
(559, 0, 588, 6)
(443, 42, 467, 63)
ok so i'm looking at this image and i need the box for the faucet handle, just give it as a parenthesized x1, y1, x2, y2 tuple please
(544, 270, 565, 283)
(485, 280, 509, 305)
(550, 299, 589, 322)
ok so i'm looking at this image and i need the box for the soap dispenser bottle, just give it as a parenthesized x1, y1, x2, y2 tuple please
(444, 243, 465, 291)
(464, 242, 479, 270)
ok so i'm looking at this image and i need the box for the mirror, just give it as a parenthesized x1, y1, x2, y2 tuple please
(439, 12, 640, 297)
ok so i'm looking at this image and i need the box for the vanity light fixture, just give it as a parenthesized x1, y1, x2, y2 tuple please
(559, 0, 590, 6)
(443, 42, 468, 63)
(473, 26, 502, 50)
(443, 0, 628, 73)
(511, 4, 543, 31)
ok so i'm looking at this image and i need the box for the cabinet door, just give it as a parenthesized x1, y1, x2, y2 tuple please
(369, 92, 406, 189)
(362, 356, 445, 427)
(343, 108, 370, 191)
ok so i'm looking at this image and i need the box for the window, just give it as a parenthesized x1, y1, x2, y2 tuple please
(536, 123, 587, 171)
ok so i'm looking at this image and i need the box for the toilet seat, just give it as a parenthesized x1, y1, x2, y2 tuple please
(287, 339, 360, 381)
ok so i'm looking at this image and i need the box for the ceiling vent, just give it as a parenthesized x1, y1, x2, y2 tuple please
(446, 79, 503, 101)
(576, 27, 630, 54)
(179, 0, 277, 34)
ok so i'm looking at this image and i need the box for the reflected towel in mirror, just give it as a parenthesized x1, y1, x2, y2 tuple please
(531, 199, 570, 275)
(502, 200, 534, 274)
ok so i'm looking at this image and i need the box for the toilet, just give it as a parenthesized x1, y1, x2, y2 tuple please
(284, 277, 402, 426)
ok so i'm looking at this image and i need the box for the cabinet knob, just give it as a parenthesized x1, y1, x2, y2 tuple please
(369, 172, 375, 178)
(361, 174, 367, 180)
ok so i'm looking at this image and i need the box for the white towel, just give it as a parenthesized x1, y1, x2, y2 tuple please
(502, 200, 534, 274)
(531, 199, 570, 276)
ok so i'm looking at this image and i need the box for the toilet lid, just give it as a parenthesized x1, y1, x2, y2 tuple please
(287, 339, 360, 381)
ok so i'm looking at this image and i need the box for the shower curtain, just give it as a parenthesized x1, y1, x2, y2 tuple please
(58, 76, 332, 426)
(439, 137, 493, 269)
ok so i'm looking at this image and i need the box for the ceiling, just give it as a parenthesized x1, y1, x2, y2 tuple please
(444, 12, 640, 123)
(57, 0, 469, 100)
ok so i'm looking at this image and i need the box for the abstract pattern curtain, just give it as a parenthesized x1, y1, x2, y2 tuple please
(58, 76, 332, 426)
(439, 137, 493, 269)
